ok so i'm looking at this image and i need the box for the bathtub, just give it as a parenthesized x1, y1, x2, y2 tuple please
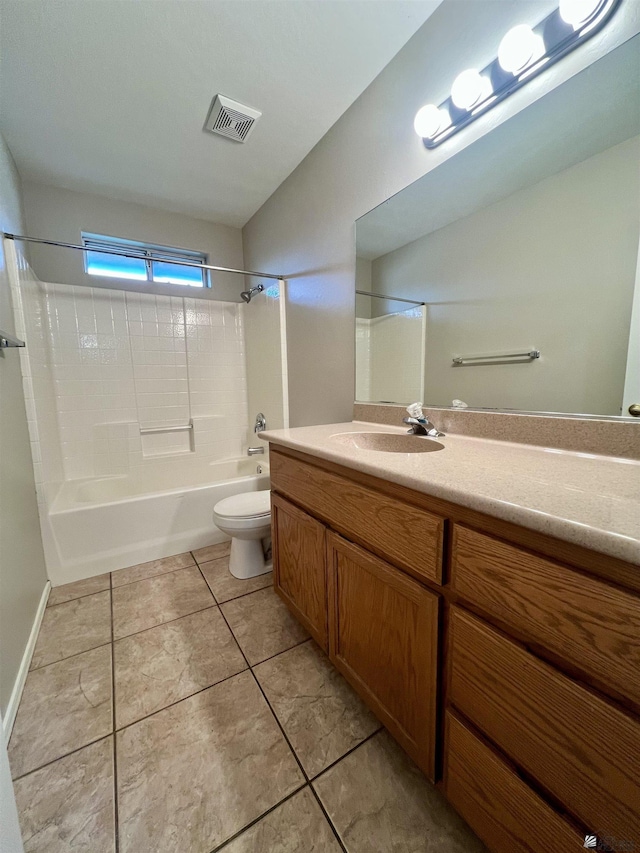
(46, 458, 270, 584)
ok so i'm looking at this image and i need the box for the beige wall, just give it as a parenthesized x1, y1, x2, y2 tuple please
(0, 132, 48, 719)
(371, 136, 640, 415)
(21, 182, 245, 302)
(242, 0, 639, 427)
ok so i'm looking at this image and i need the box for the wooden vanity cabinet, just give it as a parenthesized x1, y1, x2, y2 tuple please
(271, 486, 440, 780)
(327, 532, 439, 780)
(447, 525, 640, 851)
(269, 445, 640, 853)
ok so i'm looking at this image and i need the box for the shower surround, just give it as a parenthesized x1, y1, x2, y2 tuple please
(7, 241, 286, 583)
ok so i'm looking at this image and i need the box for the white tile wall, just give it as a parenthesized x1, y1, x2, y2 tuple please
(10, 252, 262, 485)
(46, 284, 139, 479)
(128, 292, 190, 429)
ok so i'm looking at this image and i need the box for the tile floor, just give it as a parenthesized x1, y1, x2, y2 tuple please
(8, 544, 486, 853)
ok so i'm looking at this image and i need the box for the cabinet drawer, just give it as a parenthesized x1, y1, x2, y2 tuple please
(448, 607, 640, 843)
(451, 525, 640, 708)
(327, 532, 439, 779)
(272, 494, 328, 651)
(444, 712, 583, 853)
(271, 449, 444, 585)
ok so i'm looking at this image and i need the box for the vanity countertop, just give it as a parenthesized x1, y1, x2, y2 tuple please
(260, 421, 640, 565)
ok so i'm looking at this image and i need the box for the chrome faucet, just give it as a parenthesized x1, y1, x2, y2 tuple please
(249, 413, 266, 456)
(402, 416, 445, 438)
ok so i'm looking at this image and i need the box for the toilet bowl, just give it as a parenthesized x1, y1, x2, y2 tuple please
(213, 490, 272, 579)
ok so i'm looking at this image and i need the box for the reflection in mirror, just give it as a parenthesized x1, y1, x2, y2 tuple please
(355, 289, 425, 404)
(355, 35, 640, 419)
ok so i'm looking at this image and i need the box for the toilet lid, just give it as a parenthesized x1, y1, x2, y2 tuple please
(214, 490, 271, 519)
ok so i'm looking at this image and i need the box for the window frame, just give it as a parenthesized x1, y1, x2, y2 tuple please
(81, 232, 210, 288)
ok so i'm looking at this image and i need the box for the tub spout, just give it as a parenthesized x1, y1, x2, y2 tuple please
(248, 446, 264, 456)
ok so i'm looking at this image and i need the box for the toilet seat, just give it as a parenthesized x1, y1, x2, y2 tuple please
(214, 490, 271, 519)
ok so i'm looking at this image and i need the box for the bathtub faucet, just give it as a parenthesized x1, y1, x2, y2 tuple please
(248, 446, 264, 456)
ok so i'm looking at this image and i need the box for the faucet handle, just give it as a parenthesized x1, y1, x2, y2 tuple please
(402, 416, 445, 438)
(254, 413, 266, 433)
(427, 427, 445, 438)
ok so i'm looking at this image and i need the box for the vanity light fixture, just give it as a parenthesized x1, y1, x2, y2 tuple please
(450, 69, 493, 110)
(414, 0, 621, 148)
(497, 25, 545, 75)
(414, 104, 451, 139)
(559, 0, 608, 28)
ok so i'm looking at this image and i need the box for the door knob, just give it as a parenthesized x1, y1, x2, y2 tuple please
(628, 404, 640, 417)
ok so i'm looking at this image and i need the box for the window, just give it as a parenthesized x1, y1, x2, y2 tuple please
(82, 233, 209, 287)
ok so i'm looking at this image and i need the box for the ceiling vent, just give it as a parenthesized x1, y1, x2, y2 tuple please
(204, 95, 261, 143)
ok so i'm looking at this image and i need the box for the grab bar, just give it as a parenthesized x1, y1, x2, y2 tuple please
(0, 329, 25, 348)
(140, 422, 193, 435)
(452, 349, 540, 365)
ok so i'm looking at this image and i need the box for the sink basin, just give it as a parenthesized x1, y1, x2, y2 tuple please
(331, 432, 444, 453)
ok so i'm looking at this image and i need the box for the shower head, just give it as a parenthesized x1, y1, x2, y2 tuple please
(240, 283, 264, 303)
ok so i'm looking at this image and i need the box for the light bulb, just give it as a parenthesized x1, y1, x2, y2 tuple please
(498, 25, 545, 74)
(450, 69, 492, 111)
(559, 0, 603, 28)
(413, 104, 450, 139)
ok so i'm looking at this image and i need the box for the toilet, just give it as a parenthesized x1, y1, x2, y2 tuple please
(213, 490, 272, 579)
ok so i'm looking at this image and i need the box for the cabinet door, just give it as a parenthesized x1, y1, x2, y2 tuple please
(272, 493, 328, 651)
(327, 531, 439, 780)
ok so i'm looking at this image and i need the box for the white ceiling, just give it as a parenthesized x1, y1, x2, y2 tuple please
(0, 0, 441, 228)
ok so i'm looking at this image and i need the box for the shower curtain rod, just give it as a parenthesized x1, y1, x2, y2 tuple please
(3, 233, 284, 281)
(356, 289, 425, 306)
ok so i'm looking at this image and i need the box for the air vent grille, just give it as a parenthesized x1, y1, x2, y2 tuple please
(205, 95, 261, 143)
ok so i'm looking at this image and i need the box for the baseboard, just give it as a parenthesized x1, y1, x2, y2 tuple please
(3, 581, 50, 743)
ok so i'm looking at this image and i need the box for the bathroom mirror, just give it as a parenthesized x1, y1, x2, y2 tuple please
(355, 34, 640, 418)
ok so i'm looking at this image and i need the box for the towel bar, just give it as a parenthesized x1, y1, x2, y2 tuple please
(452, 349, 540, 365)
